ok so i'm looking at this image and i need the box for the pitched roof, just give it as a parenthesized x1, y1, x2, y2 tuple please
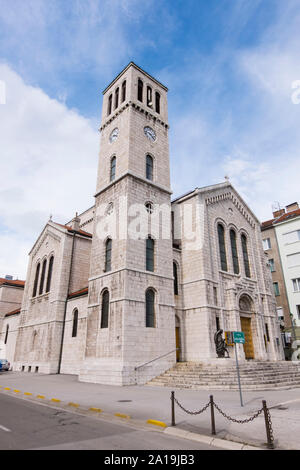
(261, 208, 300, 230)
(0, 278, 25, 288)
(5, 308, 21, 317)
(68, 287, 88, 299)
(53, 222, 92, 239)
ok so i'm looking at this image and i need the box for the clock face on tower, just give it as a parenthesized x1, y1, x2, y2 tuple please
(144, 126, 156, 142)
(109, 128, 119, 143)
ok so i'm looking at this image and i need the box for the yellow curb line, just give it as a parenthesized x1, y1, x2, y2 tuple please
(51, 398, 61, 403)
(37, 395, 45, 399)
(13, 390, 21, 393)
(68, 402, 79, 408)
(24, 392, 32, 396)
(147, 419, 167, 428)
(4, 387, 11, 391)
(89, 407, 102, 413)
(114, 413, 131, 419)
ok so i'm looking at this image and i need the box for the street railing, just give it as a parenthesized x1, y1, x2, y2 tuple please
(170, 391, 275, 449)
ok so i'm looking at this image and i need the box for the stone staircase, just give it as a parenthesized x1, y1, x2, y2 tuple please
(147, 361, 300, 391)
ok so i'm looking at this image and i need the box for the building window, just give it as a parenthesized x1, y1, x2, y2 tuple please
(213, 286, 218, 306)
(145, 202, 154, 214)
(265, 323, 270, 342)
(110, 156, 116, 182)
(121, 80, 126, 102)
(263, 238, 271, 250)
(101, 290, 109, 328)
(39, 259, 47, 295)
(146, 237, 154, 272)
(105, 239, 112, 272)
(46, 255, 54, 293)
(269, 258, 275, 272)
(230, 229, 239, 274)
(241, 234, 251, 278)
(107, 94, 112, 116)
(296, 305, 300, 320)
(287, 252, 300, 268)
(155, 92, 160, 114)
(173, 262, 179, 295)
(72, 309, 78, 338)
(147, 86, 152, 107)
(292, 278, 300, 292)
(217, 224, 227, 272)
(4, 324, 9, 344)
(283, 230, 300, 244)
(146, 154, 153, 181)
(216, 316, 220, 331)
(114, 87, 119, 109)
(146, 288, 155, 327)
(273, 282, 280, 296)
(138, 79, 143, 102)
(32, 262, 40, 297)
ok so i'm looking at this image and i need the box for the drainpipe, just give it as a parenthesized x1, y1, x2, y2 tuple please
(58, 232, 76, 374)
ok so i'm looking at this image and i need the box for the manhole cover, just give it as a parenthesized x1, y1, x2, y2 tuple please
(117, 400, 132, 403)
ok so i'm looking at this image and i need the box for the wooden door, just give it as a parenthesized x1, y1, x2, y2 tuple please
(240, 317, 255, 359)
(175, 327, 180, 362)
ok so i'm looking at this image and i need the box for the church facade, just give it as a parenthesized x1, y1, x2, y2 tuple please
(0, 63, 284, 385)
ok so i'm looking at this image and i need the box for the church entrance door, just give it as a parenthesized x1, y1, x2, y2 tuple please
(240, 317, 255, 359)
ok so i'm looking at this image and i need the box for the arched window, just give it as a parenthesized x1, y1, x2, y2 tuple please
(138, 79, 143, 102)
(110, 156, 116, 182)
(147, 86, 152, 107)
(101, 290, 109, 328)
(146, 289, 155, 327)
(39, 259, 47, 295)
(146, 237, 154, 272)
(105, 238, 112, 272)
(46, 255, 54, 293)
(72, 309, 78, 338)
(4, 324, 9, 344)
(241, 234, 251, 278)
(146, 154, 153, 181)
(32, 262, 40, 297)
(217, 224, 227, 272)
(155, 92, 160, 114)
(230, 229, 239, 274)
(107, 94, 112, 116)
(114, 87, 119, 109)
(173, 262, 179, 295)
(121, 80, 126, 102)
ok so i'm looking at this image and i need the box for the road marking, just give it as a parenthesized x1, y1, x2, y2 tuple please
(0, 424, 11, 432)
(147, 419, 167, 428)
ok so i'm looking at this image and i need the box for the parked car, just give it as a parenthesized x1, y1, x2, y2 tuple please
(0, 359, 10, 371)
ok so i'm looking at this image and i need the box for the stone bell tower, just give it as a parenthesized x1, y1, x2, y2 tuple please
(79, 62, 176, 385)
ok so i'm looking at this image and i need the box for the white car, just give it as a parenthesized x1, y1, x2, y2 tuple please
(0, 359, 10, 371)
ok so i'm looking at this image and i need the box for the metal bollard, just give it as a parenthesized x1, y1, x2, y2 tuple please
(171, 391, 176, 426)
(262, 400, 275, 449)
(210, 395, 216, 435)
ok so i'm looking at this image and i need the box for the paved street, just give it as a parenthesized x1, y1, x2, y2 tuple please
(0, 393, 220, 450)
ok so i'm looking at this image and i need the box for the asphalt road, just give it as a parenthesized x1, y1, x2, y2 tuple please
(0, 393, 219, 451)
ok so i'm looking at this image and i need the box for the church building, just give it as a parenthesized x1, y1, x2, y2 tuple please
(0, 63, 284, 385)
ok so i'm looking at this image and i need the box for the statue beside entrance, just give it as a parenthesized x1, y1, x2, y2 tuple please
(214, 329, 229, 358)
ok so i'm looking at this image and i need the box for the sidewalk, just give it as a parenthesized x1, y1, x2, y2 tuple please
(0, 372, 299, 450)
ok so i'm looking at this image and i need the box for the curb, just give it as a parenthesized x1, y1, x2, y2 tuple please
(164, 427, 263, 450)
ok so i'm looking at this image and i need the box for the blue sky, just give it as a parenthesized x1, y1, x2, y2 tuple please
(0, 0, 300, 277)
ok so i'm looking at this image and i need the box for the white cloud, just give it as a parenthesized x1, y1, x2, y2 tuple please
(0, 63, 99, 278)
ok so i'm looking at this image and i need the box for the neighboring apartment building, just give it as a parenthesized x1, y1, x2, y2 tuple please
(262, 203, 300, 350)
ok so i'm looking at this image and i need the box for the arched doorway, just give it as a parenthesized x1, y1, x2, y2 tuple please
(239, 295, 255, 360)
(175, 316, 181, 362)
